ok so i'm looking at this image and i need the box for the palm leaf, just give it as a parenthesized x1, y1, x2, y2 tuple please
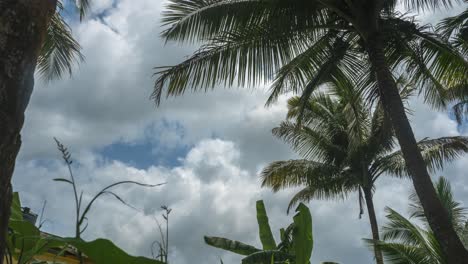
(256, 200, 277, 250)
(204, 236, 261, 256)
(37, 11, 84, 81)
(409, 177, 467, 232)
(260, 159, 339, 191)
(371, 136, 468, 179)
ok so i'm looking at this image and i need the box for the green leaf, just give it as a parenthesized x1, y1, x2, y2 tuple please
(204, 236, 261, 256)
(8, 220, 65, 264)
(10, 192, 23, 221)
(256, 200, 277, 250)
(64, 238, 164, 264)
(293, 203, 313, 264)
(241, 250, 294, 264)
(53, 178, 74, 185)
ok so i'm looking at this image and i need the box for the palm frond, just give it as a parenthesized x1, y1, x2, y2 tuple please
(161, 0, 330, 42)
(399, 0, 461, 12)
(371, 240, 432, 264)
(76, 0, 91, 21)
(265, 31, 338, 105)
(286, 182, 356, 214)
(381, 208, 435, 255)
(153, 23, 313, 104)
(37, 11, 84, 81)
(436, 8, 468, 40)
(272, 121, 347, 163)
(409, 177, 467, 232)
(371, 136, 468, 179)
(260, 159, 339, 191)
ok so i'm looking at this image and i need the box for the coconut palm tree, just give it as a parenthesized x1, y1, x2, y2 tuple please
(261, 77, 468, 264)
(370, 177, 468, 263)
(154, 1, 468, 260)
(0, 0, 87, 261)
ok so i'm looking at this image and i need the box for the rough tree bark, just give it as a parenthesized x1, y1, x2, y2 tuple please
(0, 0, 57, 262)
(366, 32, 468, 263)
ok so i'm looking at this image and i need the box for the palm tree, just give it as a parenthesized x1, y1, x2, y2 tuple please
(154, 1, 468, 260)
(370, 177, 468, 263)
(0, 0, 87, 261)
(260, 78, 468, 264)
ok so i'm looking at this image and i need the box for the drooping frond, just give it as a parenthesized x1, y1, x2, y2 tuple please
(272, 121, 347, 163)
(76, 0, 91, 21)
(204, 236, 261, 256)
(382, 15, 468, 109)
(260, 159, 339, 191)
(436, 8, 468, 41)
(380, 207, 442, 263)
(409, 177, 467, 232)
(371, 240, 433, 264)
(370, 136, 468, 179)
(265, 31, 338, 105)
(398, 0, 462, 12)
(294, 39, 350, 124)
(153, 23, 314, 104)
(286, 180, 356, 214)
(161, 0, 330, 42)
(415, 136, 468, 171)
(37, 11, 84, 81)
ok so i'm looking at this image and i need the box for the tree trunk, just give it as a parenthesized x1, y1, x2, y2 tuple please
(0, 0, 56, 262)
(363, 187, 384, 264)
(366, 32, 468, 263)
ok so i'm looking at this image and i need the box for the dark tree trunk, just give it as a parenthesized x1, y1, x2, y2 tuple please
(366, 32, 468, 263)
(363, 187, 384, 264)
(0, 0, 56, 262)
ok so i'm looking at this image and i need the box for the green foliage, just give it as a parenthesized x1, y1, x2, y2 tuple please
(292, 204, 313, 264)
(261, 84, 468, 216)
(5, 139, 165, 264)
(368, 177, 468, 264)
(256, 200, 277, 250)
(204, 200, 337, 264)
(241, 250, 294, 264)
(37, 0, 85, 81)
(204, 237, 261, 256)
(7, 193, 164, 264)
(64, 238, 163, 264)
(10, 192, 23, 221)
(5, 193, 64, 264)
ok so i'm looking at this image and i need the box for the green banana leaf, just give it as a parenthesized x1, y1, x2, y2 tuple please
(241, 250, 294, 264)
(292, 203, 313, 264)
(256, 200, 276, 250)
(204, 236, 261, 256)
(8, 193, 66, 264)
(8, 192, 164, 264)
(64, 238, 164, 264)
(10, 192, 23, 221)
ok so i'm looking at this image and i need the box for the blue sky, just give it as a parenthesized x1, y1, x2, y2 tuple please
(12, 1, 468, 264)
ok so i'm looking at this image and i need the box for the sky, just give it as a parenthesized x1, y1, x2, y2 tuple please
(11, 1, 468, 263)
